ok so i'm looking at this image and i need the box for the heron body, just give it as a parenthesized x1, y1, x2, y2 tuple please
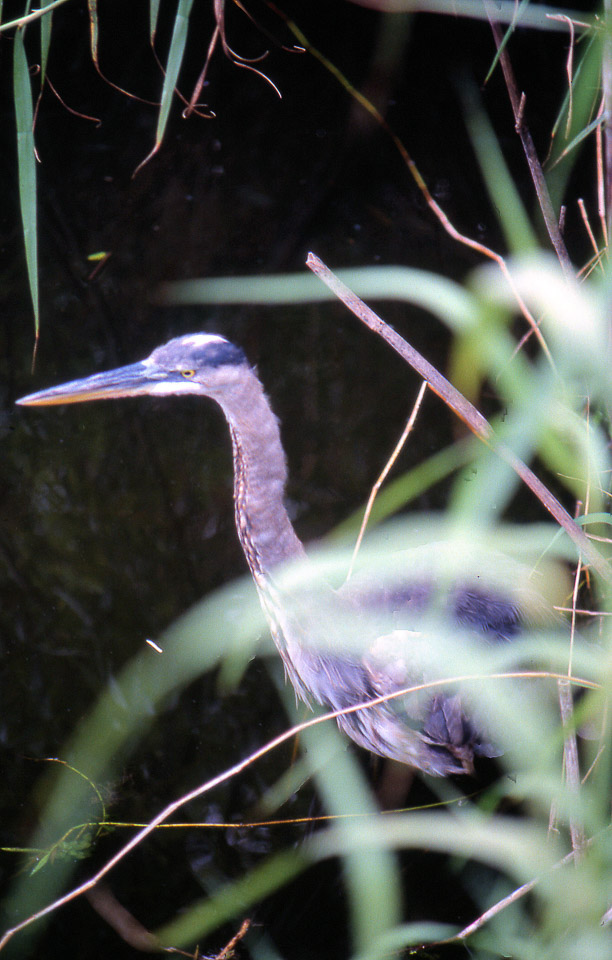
(18, 333, 525, 777)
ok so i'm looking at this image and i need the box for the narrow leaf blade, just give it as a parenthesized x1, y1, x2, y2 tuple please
(13, 30, 39, 336)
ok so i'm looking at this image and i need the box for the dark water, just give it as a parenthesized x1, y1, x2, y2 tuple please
(0, 3, 579, 957)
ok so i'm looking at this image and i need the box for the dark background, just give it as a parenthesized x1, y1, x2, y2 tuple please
(0, 1, 593, 957)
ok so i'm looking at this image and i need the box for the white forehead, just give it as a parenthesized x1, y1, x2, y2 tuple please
(182, 333, 228, 348)
(142, 333, 230, 367)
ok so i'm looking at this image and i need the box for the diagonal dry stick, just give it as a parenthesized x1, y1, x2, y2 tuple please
(433, 839, 589, 947)
(485, 6, 574, 280)
(306, 252, 610, 582)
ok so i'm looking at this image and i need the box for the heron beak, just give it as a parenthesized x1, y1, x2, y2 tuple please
(16, 361, 159, 407)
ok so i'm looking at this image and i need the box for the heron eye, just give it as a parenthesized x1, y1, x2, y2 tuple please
(181, 369, 196, 379)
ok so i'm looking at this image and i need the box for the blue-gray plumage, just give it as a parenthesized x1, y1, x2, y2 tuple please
(18, 333, 530, 776)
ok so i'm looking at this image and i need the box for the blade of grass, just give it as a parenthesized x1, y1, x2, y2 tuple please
(135, 0, 195, 173)
(331, 437, 478, 538)
(39, 0, 55, 82)
(483, 0, 529, 83)
(348, 0, 591, 32)
(549, 112, 604, 167)
(149, 0, 161, 43)
(154, 849, 309, 949)
(462, 83, 538, 253)
(165, 266, 477, 330)
(14, 25, 39, 342)
(546, 31, 603, 212)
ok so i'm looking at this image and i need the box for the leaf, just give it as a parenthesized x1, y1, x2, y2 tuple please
(142, 0, 195, 168)
(39, 0, 55, 82)
(13, 28, 39, 337)
(149, 0, 161, 43)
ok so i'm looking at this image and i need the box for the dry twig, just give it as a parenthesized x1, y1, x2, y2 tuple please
(348, 381, 428, 578)
(306, 252, 610, 582)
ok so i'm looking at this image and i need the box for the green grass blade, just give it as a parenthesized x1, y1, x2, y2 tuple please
(549, 112, 605, 168)
(546, 31, 603, 211)
(166, 266, 478, 331)
(154, 0, 194, 152)
(483, 0, 529, 83)
(330, 437, 478, 539)
(149, 0, 161, 43)
(463, 86, 537, 253)
(154, 849, 309, 948)
(13, 28, 39, 337)
(39, 0, 54, 82)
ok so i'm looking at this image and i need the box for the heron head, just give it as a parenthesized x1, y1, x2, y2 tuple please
(16, 333, 249, 407)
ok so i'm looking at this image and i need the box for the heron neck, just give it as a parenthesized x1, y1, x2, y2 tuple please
(220, 370, 306, 581)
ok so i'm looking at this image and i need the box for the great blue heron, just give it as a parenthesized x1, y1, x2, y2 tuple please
(18, 332, 531, 777)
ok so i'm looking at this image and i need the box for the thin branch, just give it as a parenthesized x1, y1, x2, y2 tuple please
(485, 7, 575, 279)
(306, 252, 610, 582)
(559, 551, 585, 855)
(434, 841, 589, 946)
(595, 99, 609, 249)
(604, 0, 612, 246)
(347, 381, 428, 578)
(578, 198, 605, 273)
(0, 0, 71, 33)
(84, 884, 159, 952)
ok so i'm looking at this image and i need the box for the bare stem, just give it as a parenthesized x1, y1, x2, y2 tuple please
(306, 252, 610, 582)
(348, 380, 428, 578)
(486, 6, 575, 278)
(603, 0, 612, 247)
